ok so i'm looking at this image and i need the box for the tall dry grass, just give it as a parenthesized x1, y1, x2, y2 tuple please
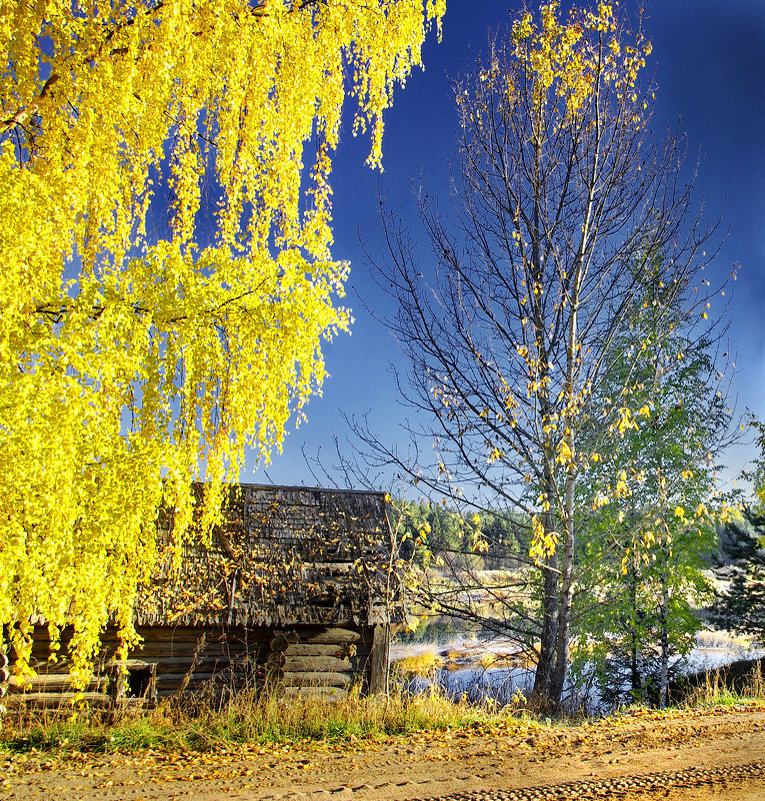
(683, 661, 765, 707)
(0, 679, 525, 755)
(6, 654, 764, 756)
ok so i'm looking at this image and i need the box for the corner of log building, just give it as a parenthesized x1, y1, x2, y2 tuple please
(3, 484, 400, 709)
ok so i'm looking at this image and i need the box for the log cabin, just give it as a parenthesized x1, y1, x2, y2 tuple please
(1, 484, 397, 709)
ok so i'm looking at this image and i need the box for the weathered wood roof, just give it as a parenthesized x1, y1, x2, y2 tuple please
(135, 484, 396, 628)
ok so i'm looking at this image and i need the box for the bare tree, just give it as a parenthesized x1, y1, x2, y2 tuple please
(353, 4, 732, 709)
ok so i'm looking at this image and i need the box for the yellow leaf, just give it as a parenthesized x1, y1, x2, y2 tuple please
(0, 0, 445, 678)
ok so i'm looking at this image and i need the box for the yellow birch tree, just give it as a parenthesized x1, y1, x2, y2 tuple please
(357, 1, 728, 708)
(0, 0, 444, 682)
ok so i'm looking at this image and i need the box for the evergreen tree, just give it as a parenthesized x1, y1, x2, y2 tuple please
(712, 509, 765, 641)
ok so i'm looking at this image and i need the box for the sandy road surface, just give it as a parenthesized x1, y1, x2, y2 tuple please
(3, 704, 765, 801)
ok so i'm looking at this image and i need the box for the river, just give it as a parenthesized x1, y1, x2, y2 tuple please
(391, 634, 764, 711)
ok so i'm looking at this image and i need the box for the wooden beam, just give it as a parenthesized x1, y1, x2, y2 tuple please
(296, 627, 367, 645)
(283, 686, 346, 700)
(284, 643, 351, 657)
(3, 691, 111, 708)
(7, 674, 108, 691)
(368, 624, 390, 696)
(283, 655, 351, 672)
(282, 671, 352, 688)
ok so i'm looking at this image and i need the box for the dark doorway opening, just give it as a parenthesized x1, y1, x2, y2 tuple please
(126, 665, 154, 698)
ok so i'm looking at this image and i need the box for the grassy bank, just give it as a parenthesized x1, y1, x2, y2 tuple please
(0, 685, 530, 755)
(2, 666, 765, 757)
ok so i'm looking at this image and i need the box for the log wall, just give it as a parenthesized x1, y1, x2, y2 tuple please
(3, 624, 270, 709)
(3, 621, 389, 708)
(266, 625, 374, 700)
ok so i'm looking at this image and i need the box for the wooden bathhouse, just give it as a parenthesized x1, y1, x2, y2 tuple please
(2, 484, 397, 709)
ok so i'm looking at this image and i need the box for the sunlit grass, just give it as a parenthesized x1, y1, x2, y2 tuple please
(695, 629, 757, 650)
(683, 660, 765, 708)
(3, 659, 764, 756)
(0, 682, 529, 755)
(394, 649, 447, 676)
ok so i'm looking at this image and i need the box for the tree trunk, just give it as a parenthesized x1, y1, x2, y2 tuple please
(532, 556, 559, 706)
(368, 624, 390, 696)
(659, 577, 670, 709)
(631, 638, 640, 700)
(629, 565, 642, 701)
(531, 461, 560, 708)
(550, 476, 576, 707)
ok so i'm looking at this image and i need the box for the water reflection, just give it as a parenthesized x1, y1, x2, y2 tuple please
(392, 635, 764, 712)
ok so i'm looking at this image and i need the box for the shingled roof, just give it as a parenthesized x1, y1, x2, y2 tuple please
(135, 484, 396, 628)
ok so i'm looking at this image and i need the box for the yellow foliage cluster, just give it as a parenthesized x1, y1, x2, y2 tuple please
(529, 514, 558, 562)
(615, 474, 716, 577)
(610, 406, 640, 436)
(467, 2, 654, 567)
(0, 0, 444, 681)
(511, 1, 650, 120)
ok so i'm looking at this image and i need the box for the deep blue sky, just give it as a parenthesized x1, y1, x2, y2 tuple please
(252, 1, 765, 495)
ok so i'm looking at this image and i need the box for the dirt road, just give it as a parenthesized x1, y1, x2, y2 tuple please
(3, 703, 765, 800)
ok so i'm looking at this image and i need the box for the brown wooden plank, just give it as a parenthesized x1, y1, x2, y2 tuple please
(152, 656, 234, 669)
(7, 675, 108, 691)
(283, 686, 346, 699)
(155, 673, 218, 690)
(295, 627, 367, 645)
(128, 643, 255, 659)
(284, 643, 354, 657)
(368, 624, 390, 695)
(283, 655, 351, 672)
(106, 658, 156, 669)
(4, 691, 111, 708)
(12, 661, 74, 676)
(282, 671, 351, 688)
(155, 678, 263, 697)
(24, 626, 268, 647)
(136, 627, 269, 644)
(11, 659, 250, 682)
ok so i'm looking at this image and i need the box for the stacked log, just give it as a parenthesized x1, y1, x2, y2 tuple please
(3, 624, 269, 708)
(265, 626, 373, 699)
(127, 626, 269, 699)
(2, 627, 111, 709)
(3, 621, 389, 707)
